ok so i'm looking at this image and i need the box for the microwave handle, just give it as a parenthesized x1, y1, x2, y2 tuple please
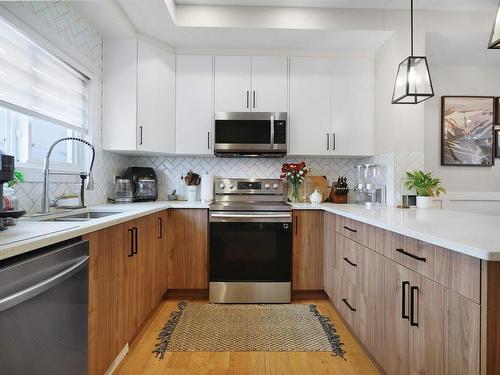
(270, 114, 275, 149)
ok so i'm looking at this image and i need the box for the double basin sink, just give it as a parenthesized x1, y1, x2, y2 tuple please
(32, 210, 124, 222)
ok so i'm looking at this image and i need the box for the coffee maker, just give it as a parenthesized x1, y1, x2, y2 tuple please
(354, 164, 386, 207)
(0, 152, 25, 230)
(123, 167, 158, 202)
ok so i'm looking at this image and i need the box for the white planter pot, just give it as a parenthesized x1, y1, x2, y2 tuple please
(186, 185, 198, 202)
(416, 196, 434, 209)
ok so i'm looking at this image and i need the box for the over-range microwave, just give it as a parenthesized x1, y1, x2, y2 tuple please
(214, 112, 287, 157)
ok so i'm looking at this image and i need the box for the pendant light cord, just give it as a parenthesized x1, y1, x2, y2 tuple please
(410, 0, 414, 56)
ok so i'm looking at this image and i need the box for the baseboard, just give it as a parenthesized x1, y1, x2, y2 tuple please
(292, 290, 328, 300)
(166, 289, 209, 300)
(105, 343, 129, 375)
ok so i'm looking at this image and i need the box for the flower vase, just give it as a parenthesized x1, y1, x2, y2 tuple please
(291, 181, 301, 203)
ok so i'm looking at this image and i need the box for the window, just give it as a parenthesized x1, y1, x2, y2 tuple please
(0, 16, 90, 170)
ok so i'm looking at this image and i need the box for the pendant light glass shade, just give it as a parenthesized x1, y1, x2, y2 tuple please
(488, 2, 500, 49)
(391, 0, 434, 104)
(392, 56, 434, 104)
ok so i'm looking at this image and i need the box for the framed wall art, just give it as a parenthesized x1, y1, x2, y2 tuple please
(441, 96, 495, 166)
(496, 129, 500, 158)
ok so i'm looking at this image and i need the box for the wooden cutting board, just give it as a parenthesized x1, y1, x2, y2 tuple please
(287, 175, 330, 202)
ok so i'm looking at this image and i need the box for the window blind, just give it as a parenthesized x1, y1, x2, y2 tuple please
(0, 17, 89, 130)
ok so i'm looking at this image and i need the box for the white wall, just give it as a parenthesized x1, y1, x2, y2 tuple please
(424, 65, 500, 192)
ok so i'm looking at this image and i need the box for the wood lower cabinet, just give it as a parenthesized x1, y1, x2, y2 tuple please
(323, 212, 336, 298)
(167, 209, 208, 289)
(293, 210, 324, 290)
(86, 211, 169, 375)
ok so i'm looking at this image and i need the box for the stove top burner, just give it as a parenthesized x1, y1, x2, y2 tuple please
(210, 178, 289, 212)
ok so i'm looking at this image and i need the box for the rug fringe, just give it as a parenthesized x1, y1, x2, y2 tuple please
(152, 301, 187, 359)
(309, 304, 346, 359)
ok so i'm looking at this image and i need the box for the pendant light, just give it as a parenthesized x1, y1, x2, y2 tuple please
(392, 0, 434, 104)
(488, 1, 500, 49)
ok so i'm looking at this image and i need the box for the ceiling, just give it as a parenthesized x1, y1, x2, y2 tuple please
(175, 0, 498, 11)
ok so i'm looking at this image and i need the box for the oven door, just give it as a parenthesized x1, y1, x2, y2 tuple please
(209, 211, 292, 283)
(214, 112, 287, 156)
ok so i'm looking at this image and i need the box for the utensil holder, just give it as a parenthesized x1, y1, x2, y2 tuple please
(186, 185, 198, 202)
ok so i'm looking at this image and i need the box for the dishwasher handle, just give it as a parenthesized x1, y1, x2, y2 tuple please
(0, 255, 89, 313)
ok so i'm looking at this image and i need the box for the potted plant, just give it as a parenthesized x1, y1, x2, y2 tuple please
(404, 170, 445, 209)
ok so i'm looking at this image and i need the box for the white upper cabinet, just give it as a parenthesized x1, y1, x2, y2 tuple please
(289, 57, 331, 156)
(176, 55, 214, 155)
(331, 58, 374, 156)
(214, 56, 288, 112)
(102, 38, 175, 154)
(250, 56, 288, 112)
(137, 41, 175, 154)
(214, 56, 251, 112)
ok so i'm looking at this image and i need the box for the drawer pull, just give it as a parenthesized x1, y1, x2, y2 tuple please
(343, 226, 357, 233)
(343, 257, 357, 267)
(410, 286, 419, 327)
(342, 298, 356, 312)
(402, 281, 410, 319)
(396, 248, 426, 262)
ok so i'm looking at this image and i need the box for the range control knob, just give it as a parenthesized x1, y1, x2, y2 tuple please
(228, 184, 235, 189)
(219, 182, 225, 189)
(273, 183, 279, 189)
(264, 183, 271, 189)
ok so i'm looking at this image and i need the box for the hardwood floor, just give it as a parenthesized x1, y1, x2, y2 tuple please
(115, 299, 381, 375)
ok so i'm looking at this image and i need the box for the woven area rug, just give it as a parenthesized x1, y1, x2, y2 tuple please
(153, 302, 345, 359)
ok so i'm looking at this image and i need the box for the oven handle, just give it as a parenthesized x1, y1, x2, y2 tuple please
(210, 213, 292, 223)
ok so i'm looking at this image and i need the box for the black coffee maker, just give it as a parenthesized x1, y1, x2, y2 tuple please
(0, 153, 25, 230)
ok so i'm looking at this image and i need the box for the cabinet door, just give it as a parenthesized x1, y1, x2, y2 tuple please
(408, 272, 445, 375)
(323, 212, 336, 299)
(443, 290, 480, 375)
(214, 56, 251, 112)
(289, 57, 331, 155)
(137, 40, 175, 153)
(331, 58, 373, 156)
(293, 210, 324, 290)
(102, 38, 137, 151)
(154, 210, 169, 302)
(383, 259, 410, 375)
(168, 209, 208, 289)
(251, 56, 288, 112)
(176, 55, 214, 155)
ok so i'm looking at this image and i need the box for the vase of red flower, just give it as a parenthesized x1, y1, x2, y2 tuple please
(281, 162, 310, 203)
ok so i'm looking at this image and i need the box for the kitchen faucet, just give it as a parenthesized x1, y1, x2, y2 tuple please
(41, 137, 95, 213)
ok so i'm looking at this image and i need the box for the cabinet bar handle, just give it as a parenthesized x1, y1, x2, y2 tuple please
(128, 228, 134, 257)
(343, 257, 357, 267)
(402, 281, 410, 319)
(326, 133, 329, 150)
(139, 126, 143, 145)
(343, 225, 357, 233)
(410, 286, 419, 327)
(208, 131, 211, 150)
(253, 90, 256, 108)
(396, 248, 426, 262)
(133, 227, 138, 255)
(332, 133, 336, 150)
(158, 217, 163, 239)
(342, 298, 356, 312)
(246, 90, 249, 108)
(295, 216, 298, 235)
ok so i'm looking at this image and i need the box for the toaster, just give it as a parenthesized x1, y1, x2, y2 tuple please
(123, 167, 158, 202)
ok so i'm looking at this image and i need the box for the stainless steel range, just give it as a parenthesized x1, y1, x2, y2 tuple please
(209, 178, 292, 303)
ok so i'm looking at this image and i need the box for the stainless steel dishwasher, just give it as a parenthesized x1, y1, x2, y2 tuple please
(0, 239, 89, 375)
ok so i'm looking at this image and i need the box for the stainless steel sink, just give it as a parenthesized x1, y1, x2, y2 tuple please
(38, 211, 123, 222)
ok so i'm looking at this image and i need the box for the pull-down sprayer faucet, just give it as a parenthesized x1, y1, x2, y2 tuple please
(41, 137, 95, 213)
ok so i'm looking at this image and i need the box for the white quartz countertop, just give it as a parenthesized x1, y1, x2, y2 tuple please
(0, 201, 209, 261)
(291, 203, 500, 261)
(1, 200, 500, 261)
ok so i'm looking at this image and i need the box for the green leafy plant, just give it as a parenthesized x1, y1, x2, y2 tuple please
(6, 170, 25, 188)
(404, 170, 445, 197)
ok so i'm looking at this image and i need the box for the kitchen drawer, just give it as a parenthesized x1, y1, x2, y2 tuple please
(335, 216, 376, 249)
(374, 227, 480, 303)
(335, 234, 360, 287)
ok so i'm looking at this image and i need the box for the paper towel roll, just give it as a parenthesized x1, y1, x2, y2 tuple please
(200, 174, 214, 203)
